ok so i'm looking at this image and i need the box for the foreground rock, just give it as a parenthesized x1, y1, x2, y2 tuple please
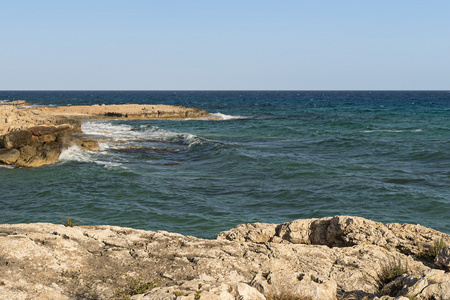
(0, 103, 210, 167)
(0, 216, 449, 300)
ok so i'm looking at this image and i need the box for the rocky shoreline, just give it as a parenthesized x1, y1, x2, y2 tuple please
(0, 101, 210, 167)
(0, 216, 449, 299)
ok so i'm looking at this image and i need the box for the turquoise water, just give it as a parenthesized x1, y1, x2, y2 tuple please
(0, 91, 449, 238)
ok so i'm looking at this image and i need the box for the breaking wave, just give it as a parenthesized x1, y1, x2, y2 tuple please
(81, 121, 207, 148)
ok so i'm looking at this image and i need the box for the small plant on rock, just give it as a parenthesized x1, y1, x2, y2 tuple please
(114, 275, 159, 299)
(379, 258, 408, 284)
(418, 238, 447, 262)
(173, 291, 186, 297)
(60, 213, 83, 227)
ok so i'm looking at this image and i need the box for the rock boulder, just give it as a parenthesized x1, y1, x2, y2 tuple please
(0, 130, 33, 149)
(435, 246, 450, 270)
(0, 148, 20, 164)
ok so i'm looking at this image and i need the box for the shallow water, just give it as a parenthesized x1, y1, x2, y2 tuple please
(1, 91, 449, 238)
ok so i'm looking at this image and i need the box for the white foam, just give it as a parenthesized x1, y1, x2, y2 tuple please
(82, 122, 134, 140)
(210, 113, 249, 120)
(184, 112, 249, 121)
(59, 144, 128, 169)
(82, 121, 204, 148)
(94, 160, 127, 169)
(59, 145, 94, 163)
(0, 164, 15, 169)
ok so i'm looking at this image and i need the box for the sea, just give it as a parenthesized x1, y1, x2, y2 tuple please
(0, 91, 449, 238)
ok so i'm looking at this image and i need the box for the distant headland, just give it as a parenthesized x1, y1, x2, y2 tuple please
(0, 101, 210, 167)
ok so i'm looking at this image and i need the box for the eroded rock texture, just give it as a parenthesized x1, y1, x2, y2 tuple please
(0, 216, 449, 300)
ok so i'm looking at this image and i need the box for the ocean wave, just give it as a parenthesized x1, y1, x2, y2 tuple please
(59, 144, 129, 169)
(0, 164, 15, 169)
(82, 121, 207, 148)
(59, 145, 94, 163)
(209, 113, 249, 120)
(94, 160, 127, 170)
(184, 112, 249, 121)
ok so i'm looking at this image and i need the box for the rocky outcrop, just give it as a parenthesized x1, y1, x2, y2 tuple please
(2, 100, 33, 107)
(436, 247, 450, 270)
(0, 129, 33, 149)
(36, 104, 211, 120)
(0, 216, 449, 299)
(217, 216, 450, 257)
(0, 103, 210, 167)
(0, 124, 94, 167)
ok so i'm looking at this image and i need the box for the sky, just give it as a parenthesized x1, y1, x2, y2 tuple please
(1, 1, 449, 90)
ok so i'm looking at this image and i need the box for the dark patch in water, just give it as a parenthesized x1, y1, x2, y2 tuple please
(382, 178, 426, 184)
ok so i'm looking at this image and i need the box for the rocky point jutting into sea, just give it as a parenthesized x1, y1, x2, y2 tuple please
(0, 101, 210, 168)
(0, 216, 449, 299)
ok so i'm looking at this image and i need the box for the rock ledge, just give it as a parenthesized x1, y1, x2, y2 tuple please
(1, 216, 449, 300)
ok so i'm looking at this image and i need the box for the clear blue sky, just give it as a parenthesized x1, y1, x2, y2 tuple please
(1, 1, 449, 90)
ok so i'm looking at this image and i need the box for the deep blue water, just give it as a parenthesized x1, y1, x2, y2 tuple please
(0, 91, 449, 238)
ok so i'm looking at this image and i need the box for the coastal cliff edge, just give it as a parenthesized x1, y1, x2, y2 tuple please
(1, 216, 449, 299)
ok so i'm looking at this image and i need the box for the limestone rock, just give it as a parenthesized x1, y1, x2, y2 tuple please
(435, 246, 450, 269)
(55, 132, 72, 149)
(0, 217, 449, 299)
(250, 271, 337, 300)
(387, 223, 450, 256)
(0, 148, 20, 164)
(80, 139, 100, 151)
(216, 222, 277, 243)
(14, 142, 61, 167)
(5, 100, 33, 106)
(236, 282, 265, 300)
(218, 216, 450, 257)
(0, 130, 33, 149)
(417, 281, 450, 300)
(379, 270, 446, 298)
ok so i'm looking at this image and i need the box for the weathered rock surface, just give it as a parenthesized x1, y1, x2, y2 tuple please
(0, 216, 448, 300)
(0, 148, 20, 164)
(0, 124, 92, 168)
(217, 216, 450, 257)
(435, 246, 450, 270)
(0, 130, 33, 149)
(2, 100, 33, 107)
(36, 104, 210, 120)
(0, 103, 210, 167)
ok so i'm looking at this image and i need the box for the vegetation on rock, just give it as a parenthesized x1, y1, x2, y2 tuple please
(419, 238, 448, 262)
(60, 213, 83, 227)
(379, 258, 408, 285)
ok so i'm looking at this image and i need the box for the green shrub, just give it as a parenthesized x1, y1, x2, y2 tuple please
(173, 291, 186, 297)
(59, 213, 83, 227)
(419, 238, 447, 262)
(379, 258, 408, 284)
(114, 275, 159, 299)
(194, 291, 201, 300)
